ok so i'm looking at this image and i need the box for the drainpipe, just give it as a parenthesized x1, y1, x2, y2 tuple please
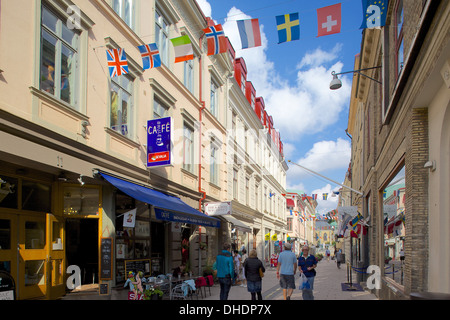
(198, 34, 206, 276)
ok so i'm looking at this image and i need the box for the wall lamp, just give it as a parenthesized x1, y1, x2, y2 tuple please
(330, 66, 382, 90)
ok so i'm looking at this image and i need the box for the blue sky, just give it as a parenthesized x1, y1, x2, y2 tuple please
(197, 0, 366, 213)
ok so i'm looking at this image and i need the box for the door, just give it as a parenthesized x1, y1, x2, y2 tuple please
(0, 213, 18, 287)
(18, 214, 47, 300)
(47, 214, 65, 299)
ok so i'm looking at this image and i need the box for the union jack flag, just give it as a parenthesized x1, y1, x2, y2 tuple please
(106, 48, 128, 78)
(203, 24, 227, 56)
(138, 43, 161, 70)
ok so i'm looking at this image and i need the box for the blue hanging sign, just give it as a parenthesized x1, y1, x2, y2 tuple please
(147, 117, 172, 167)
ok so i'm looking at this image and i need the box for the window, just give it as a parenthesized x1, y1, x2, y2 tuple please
(155, 9, 169, 66)
(233, 169, 238, 200)
(40, 5, 79, 107)
(153, 98, 169, 119)
(395, 0, 404, 77)
(287, 218, 293, 232)
(232, 112, 237, 137)
(210, 80, 219, 118)
(184, 59, 194, 93)
(112, 0, 134, 30)
(210, 142, 219, 185)
(241, 73, 246, 93)
(110, 74, 133, 138)
(183, 123, 194, 173)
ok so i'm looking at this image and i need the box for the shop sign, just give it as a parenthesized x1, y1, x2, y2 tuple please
(147, 117, 172, 167)
(204, 201, 232, 216)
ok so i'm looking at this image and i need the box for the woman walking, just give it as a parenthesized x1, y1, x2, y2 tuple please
(243, 249, 265, 300)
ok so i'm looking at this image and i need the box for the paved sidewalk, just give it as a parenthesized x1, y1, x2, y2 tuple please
(202, 259, 377, 301)
(60, 259, 377, 300)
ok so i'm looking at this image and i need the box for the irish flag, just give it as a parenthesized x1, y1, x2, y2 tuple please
(170, 35, 194, 63)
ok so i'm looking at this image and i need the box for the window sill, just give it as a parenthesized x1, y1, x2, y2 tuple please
(30, 86, 88, 122)
(104, 127, 140, 148)
(181, 167, 198, 179)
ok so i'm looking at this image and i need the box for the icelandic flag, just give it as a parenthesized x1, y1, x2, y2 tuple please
(360, 0, 389, 29)
(236, 19, 262, 49)
(106, 48, 128, 78)
(203, 24, 227, 56)
(138, 43, 161, 70)
(275, 13, 300, 43)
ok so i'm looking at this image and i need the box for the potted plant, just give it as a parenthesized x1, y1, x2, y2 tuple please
(143, 286, 164, 300)
(385, 256, 392, 264)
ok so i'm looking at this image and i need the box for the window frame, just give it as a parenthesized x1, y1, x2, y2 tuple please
(155, 8, 170, 66)
(394, 0, 404, 79)
(112, 0, 135, 30)
(109, 73, 134, 138)
(40, 4, 80, 109)
(183, 122, 195, 173)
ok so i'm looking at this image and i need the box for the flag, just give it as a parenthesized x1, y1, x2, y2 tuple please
(360, 0, 389, 29)
(137, 43, 161, 70)
(236, 18, 262, 49)
(203, 24, 227, 56)
(275, 12, 300, 43)
(106, 48, 128, 78)
(350, 212, 364, 229)
(170, 35, 194, 63)
(317, 3, 341, 37)
(311, 194, 317, 200)
(323, 193, 328, 200)
(123, 208, 137, 228)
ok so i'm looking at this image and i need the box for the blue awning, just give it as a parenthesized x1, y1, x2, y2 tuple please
(99, 172, 220, 228)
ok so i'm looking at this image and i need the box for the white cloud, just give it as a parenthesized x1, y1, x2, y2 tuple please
(196, 0, 212, 18)
(297, 138, 351, 172)
(312, 184, 340, 214)
(286, 138, 351, 192)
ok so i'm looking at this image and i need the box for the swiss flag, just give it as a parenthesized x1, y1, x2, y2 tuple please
(317, 3, 341, 37)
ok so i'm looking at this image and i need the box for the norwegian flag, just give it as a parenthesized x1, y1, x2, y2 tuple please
(138, 43, 161, 70)
(203, 24, 227, 56)
(106, 48, 129, 78)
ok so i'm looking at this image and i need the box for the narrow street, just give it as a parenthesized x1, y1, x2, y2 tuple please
(203, 258, 377, 301)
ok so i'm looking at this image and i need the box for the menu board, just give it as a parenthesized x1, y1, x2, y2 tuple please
(100, 238, 113, 280)
(125, 259, 151, 276)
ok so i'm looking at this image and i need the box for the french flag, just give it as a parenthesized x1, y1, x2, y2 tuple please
(237, 19, 262, 49)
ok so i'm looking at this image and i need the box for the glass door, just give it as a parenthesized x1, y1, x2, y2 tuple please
(47, 214, 65, 299)
(0, 213, 18, 285)
(18, 214, 47, 300)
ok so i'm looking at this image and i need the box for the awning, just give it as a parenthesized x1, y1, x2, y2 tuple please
(99, 172, 220, 228)
(286, 199, 295, 207)
(222, 215, 252, 233)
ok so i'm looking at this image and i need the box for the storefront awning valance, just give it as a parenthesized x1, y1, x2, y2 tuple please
(99, 172, 220, 228)
(286, 199, 295, 207)
(222, 215, 252, 233)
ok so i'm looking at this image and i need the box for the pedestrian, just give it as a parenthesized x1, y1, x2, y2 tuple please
(213, 243, 234, 300)
(326, 248, 331, 262)
(335, 249, 342, 269)
(276, 242, 297, 300)
(240, 249, 248, 287)
(298, 245, 318, 300)
(233, 250, 242, 285)
(243, 249, 265, 300)
(399, 248, 405, 264)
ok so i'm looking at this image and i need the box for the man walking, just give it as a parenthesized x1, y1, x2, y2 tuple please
(298, 245, 318, 300)
(276, 242, 297, 300)
(213, 243, 234, 300)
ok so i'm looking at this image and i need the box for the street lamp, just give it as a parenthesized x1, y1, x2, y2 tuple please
(329, 66, 382, 90)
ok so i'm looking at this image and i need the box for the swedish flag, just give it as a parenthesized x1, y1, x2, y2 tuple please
(360, 0, 389, 29)
(276, 12, 300, 43)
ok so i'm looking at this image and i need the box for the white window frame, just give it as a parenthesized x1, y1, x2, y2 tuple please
(155, 8, 170, 66)
(40, 4, 80, 109)
(183, 122, 195, 173)
(184, 59, 194, 93)
(112, 0, 135, 30)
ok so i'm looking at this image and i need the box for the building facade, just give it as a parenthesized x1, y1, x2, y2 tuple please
(345, 0, 450, 299)
(0, 0, 287, 299)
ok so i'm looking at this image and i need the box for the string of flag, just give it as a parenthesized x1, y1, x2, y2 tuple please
(104, 0, 389, 78)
